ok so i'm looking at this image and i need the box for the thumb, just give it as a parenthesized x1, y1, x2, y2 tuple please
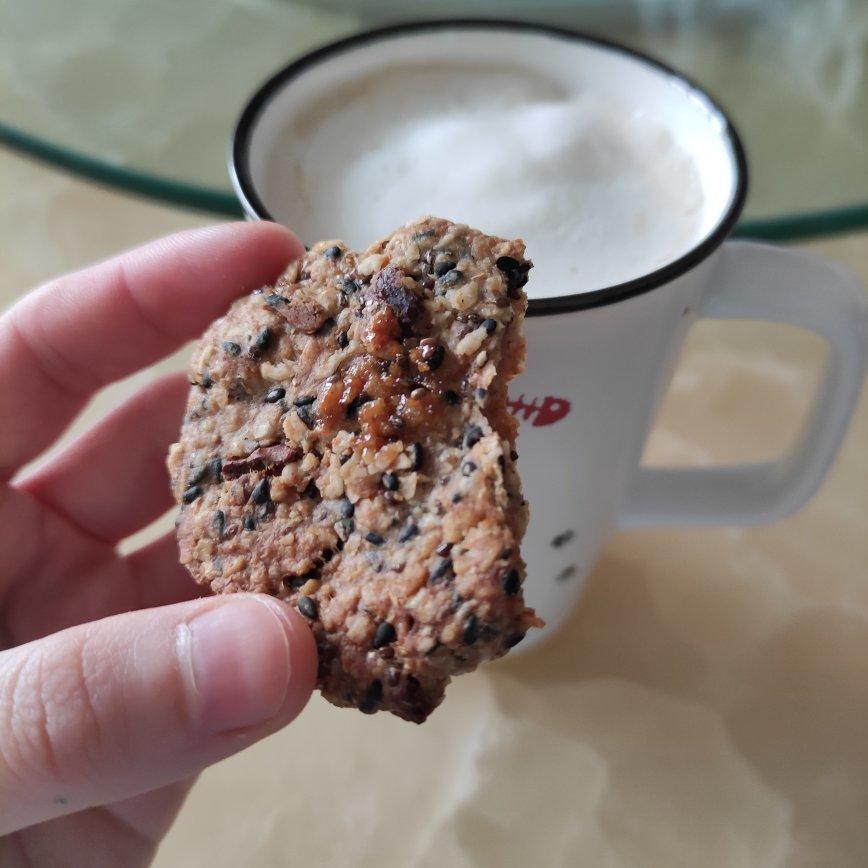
(0, 594, 317, 834)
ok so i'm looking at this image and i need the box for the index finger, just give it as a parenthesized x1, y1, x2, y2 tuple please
(0, 221, 303, 477)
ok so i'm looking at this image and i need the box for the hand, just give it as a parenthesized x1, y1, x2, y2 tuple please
(0, 223, 317, 864)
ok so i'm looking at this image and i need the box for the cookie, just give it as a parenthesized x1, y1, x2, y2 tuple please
(168, 217, 541, 722)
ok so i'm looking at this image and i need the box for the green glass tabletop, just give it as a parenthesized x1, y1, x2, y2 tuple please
(2, 0, 867, 239)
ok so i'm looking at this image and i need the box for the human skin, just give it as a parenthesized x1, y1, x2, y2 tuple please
(0, 223, 318, 866)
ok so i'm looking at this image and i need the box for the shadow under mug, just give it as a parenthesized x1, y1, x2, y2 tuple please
(231, 21, 868, 647)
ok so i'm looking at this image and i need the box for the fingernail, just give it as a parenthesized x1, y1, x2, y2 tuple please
(184, 598, 291, 733)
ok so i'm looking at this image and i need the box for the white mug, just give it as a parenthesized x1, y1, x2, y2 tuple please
(231, 22, 868, 645)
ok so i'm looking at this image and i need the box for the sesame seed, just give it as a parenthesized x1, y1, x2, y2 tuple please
(297, 596, 317, 619)
(221, 341, 241, 356)
(251, 479, 270, 504)
(264, 386, 285, 403)
(382, 472, 399, 491)
(429, 558, 453, 583)
(208, 457, 223, 482)
(337, 331, 349, 348)
(182, 485, 202, 504)
(266, 293, 287, 306)
(464, 425, 483, 448)
(372, 622, 397, 648)
(338, 497, 355, 518)
(436, 541, 453, 556)
(335, 518, 355, 540)
(296, 404, 315, 429)
(502, 568, 520, 596)
(461, 461, 477, 477)
(250, 328, 272, 356)
(433, 260, 456, 277)
(201, 372, 213, 389)
(439, 268, 463, 286)
(397, 520, 418, 543)
(365, 531, 385, 546)
(359, 679, 383, 713)
(425, 344, 445, 371)
(187, 463, 208, 485)
(462, 615, 479, 645)
(293, 394, 316, 406)
(324, 245, 342, 260)
(482, 318, 497, 334)
(243, 516, 256, 531)
(408, 442, 423, 471)
(213, 510, 225, 537)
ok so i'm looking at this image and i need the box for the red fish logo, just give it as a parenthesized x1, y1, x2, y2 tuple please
(508, 395, 571, 427)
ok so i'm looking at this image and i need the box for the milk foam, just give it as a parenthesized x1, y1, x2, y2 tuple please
(269, 62, 708, 297)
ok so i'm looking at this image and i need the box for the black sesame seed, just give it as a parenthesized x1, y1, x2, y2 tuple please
(439, 268, 463, 286)
(510, 450, 519, 461)
(436, 541, 453, 557)
(496, 255, 522, 273)
(433, 260, 456, 277)
(335, 517, 355, 540)
(304, 479, 319, 499)
(250, 328, 272, 356)
(482, 318, 497, 334)
(551, 530, 575, 548)
(502, 568, 521, 596)
(337, 331, 349, 348)
(452, 493, 463, 503)
(359, 679, 383, 713)
(297, 596, 317, 619)
(498, 455, 506, 470)
(461, 461, 477, 477)
(429, 558, 453, 583)
(243, 516, 256, 531)
(251, 479, 270, 504)
(425, 344, 445, 371)
(397, 520, 418, 543)
(264, 386, 285, 403)
(475, 388, 488, 403)
(346, 392, 372, 418)
(365, 531, 385, 546)
(201, 372, 213, 389)
(382, 472, 399, 492)
(324, 244, 342, 260)
(296, 404, 316, 429)
(294, 394, 316, 406)
(208, 457, 223, 482)
(222, 341, 241, 356)
(213, 510, 225, 537)
(444, 389, 460, 406)
(505, 632, 525, 649)
(372, 622, 397, 648)
(182, 485, 202, 504)
(462, 615, 479, 645)
(187, 463, 208, 485)
(339, 277, 360, 295)
(408, 442, 423, 471)
(338, 497, 355, 518)
(464, 425, 483, 448)
(266, 292, 287, 306)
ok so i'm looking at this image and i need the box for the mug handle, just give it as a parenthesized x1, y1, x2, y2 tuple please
(619, 240, 868, 528)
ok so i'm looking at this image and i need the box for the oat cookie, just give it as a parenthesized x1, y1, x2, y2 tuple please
(168, 217, 541, 722)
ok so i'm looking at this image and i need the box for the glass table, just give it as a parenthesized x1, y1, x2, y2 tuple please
(2, 0, 867, 240)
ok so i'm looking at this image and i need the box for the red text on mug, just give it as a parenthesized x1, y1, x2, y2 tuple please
(508, 395, 572, 427)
